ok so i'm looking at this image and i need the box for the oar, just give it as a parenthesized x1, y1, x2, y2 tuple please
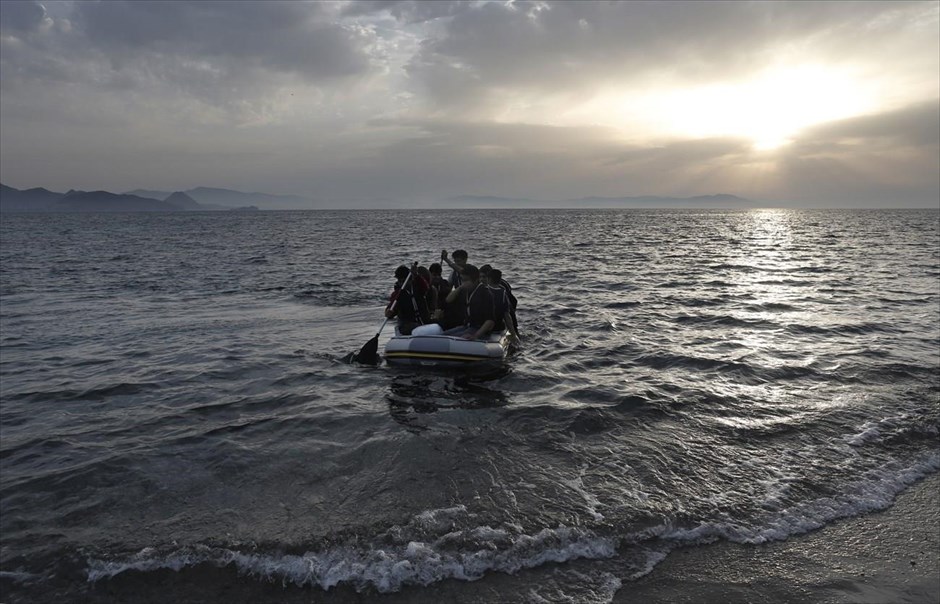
(353, 269, 413, 365)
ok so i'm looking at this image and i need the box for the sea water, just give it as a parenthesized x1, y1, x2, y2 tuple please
(1, 208, 938, 602)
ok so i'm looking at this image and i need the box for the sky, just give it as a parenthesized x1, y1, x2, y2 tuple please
(0, 0, 938, 207)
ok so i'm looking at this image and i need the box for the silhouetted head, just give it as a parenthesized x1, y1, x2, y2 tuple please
(460, 263, 480, 283)
(429, 263, 443, 276)
(394, 265, 409, 281)
(417, 266, 431, 281)
(487, 269, 502, 285)
(480, 264, 492, 275)
(453, 250, 468, 265)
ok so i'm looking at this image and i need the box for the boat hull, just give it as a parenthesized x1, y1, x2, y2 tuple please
(384, 330, 511, 367)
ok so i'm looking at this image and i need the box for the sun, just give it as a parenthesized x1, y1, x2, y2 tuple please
(656, 64, 876, 151)
(516, 62, 880, 153)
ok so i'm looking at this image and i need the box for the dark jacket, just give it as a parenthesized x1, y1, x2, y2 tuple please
(458, 283, 496, 329)
(389, 275, 430, 332)
(488, 285, 510, 331)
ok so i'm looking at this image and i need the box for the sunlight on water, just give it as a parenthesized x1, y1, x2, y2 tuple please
(0, 209, 937, 601)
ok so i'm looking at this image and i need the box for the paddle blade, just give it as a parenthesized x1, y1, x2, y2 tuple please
(354, 334, 380, 365)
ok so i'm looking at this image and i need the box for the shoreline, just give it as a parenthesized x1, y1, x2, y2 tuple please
(626, 472, 940, 603)
(6, 476, 937, 603)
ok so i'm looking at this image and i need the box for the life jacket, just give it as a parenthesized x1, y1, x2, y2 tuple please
(393, 280, 430, 325)
(499, 279, 518, 310)
(431, 276, 452, 304)
(487, 285, 509, 331)
(464, 283, 495, 328)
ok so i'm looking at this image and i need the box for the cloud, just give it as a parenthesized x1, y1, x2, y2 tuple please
(0, 1, 937, 206)
(340, 0, 465, 24)
(773, 100, 940, 205)
(402, 1, 937, 115)
(0, 0, 48, 33)
(257, 119, 758, 202)
(796, 99, 940, 149)
(0, 0, 397, 135)
(1, 1, 382, 113)
(71, 1, 374, 81)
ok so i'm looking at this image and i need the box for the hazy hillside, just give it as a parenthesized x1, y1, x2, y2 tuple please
(163, 191, 203, 210)
(0, 184, 65, 211)
(184, 187, 313, 210)
(2, 184, 267, 212)
(55, 190, 181, 212)
(125, 189, 172, 201)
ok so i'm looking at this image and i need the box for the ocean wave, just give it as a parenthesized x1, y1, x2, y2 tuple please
(6, 381, 162, 404)
(0, 569, 44, 585)
(673, 314, 782, 330)
(87, 520, 616, 593)
(525, 568, 625, 603)
(83, 453, 939, 594)
(647, 453, 940, 546)
(602, 300, 642, 310)
(845, 410, 940, 448)
(629, 352, 825, 383)
(743, 302, 798, 312)
(785, 322, 901, 336)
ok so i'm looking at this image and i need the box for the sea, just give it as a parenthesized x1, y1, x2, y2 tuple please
(1, 208, 938, 603)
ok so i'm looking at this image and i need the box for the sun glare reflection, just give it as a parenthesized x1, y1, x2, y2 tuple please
(745, 210, 797, 297)
(729, 210, 800, 360)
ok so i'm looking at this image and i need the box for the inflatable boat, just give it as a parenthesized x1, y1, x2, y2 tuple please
(384, 324, 512, 367)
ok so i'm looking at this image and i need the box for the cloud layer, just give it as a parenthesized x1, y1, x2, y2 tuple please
(1, 0, 937, 206)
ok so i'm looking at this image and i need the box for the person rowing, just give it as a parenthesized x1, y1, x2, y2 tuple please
(442, 264, 496, 340)
(485, 268, 519, 339)
(481, 264, 518, 334)
(385, 263, 430, 335)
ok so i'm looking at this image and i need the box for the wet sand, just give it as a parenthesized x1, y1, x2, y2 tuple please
(626, 473, 940, 603)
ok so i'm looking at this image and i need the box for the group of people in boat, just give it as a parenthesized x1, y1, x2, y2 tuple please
(385, 249, 519, 341)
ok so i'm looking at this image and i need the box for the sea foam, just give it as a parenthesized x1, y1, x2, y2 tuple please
(87, 516, 617, 593)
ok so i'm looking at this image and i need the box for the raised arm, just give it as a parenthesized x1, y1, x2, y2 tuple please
(441, 250, 459, 272)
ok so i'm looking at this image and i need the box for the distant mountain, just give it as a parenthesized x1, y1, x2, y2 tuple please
(184, 187, 313, 210)
(125, 189, 172, 201)
(446, 193, 760, 209)
(163, 191, 203, 210)
(54, 190, 181, 212)
(0, 184, 65, 211)
(0, 184, 284, 212)
(3, 182, 761, 212)
(124, 187, 313, 209)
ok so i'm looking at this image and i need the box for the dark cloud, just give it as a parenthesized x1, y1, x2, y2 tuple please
(341, 1, 465, 23)
(796, 99, 940, 149)
(0, 0, 46, 33)
(0, 1, 385, 129)
(775, 100, 940, 205)
(1, 1, 378, 104)
(71, 1, 374, 81)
